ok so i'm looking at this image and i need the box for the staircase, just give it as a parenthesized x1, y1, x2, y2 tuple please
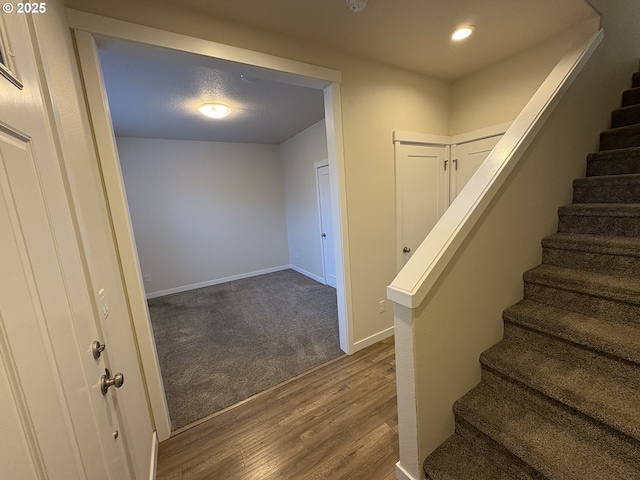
(423, 71, 640, 479)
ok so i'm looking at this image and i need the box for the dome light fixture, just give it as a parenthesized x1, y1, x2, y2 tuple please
(346, 0, 368, 12)
(200, 103, 232, 119)
(450, 26, 476, 41)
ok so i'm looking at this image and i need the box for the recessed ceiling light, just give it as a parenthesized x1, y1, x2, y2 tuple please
(450, 26, 476, 41)
(200, 103, 232, 119)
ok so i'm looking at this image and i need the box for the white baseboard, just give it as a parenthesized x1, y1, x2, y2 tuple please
(149, 431, 158, 480)
(353, 325, 394, 352)
(289, 264, 325, 284)
(396, 461, 420, 480)
(145, 265, 291, 299)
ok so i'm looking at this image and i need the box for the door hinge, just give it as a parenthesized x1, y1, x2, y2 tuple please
(444, 160, 448, 171)
(453, 159, 458, 170)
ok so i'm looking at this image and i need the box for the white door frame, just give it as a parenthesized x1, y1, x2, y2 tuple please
(68, 9, 354, 441)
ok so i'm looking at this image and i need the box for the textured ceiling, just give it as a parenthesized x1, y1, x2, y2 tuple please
(97, 38, 325, 145)
(89, 0, 598, 144)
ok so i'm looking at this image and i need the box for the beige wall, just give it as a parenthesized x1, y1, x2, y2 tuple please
(64, 0, 452, 345)
(450, 19, 600, 135)
(413, 0, 640, 465)
(118, 138, 290, 297)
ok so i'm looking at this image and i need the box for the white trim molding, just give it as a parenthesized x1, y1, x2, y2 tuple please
(289, 264, 325, 284)
(148, 431, 158, 480)
(65, 9, 341, 88)
(353, 325, 394, 351)
(145, 265, 291, 299)
(396, 461, 421, 480)
(393, 121, 512, 148)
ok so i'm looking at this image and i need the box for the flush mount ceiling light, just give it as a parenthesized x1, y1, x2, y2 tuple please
(346, 0, 368, 12)
(199, 103, 232, 119)
(450, 26, 476, 41)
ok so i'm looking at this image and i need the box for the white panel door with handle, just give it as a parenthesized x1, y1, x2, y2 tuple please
(395, 143, 448, 269)
(0, 10, 149, 479)
(317, 164, 337, 288)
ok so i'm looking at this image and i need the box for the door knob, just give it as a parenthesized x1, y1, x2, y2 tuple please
(403, 246, 411, 253)
(321, 233, 327, 237)
(100, 369, 124, 395)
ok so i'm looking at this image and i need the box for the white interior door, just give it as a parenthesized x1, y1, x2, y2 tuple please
(395, 143, 449, 269)
(317, 165, 337, 288)
(451, 135, 503, 202)
(0, 11, 140, 479)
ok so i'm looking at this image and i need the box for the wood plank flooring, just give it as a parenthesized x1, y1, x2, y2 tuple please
(156, 337, 398, 480)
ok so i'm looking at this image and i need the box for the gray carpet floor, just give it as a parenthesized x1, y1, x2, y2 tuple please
(148, 269, 343, 431)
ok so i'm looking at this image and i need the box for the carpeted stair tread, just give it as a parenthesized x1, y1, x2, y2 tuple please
(542, 232, 640, 277)
(572, 173, 640, 203)
(523, 264, 640, 308)
(612, 103, 640, 128)
(600, 123, 640, 151)
(622, 86, 640, 107)
(542, 232, 640, 257)
(481, 340, 640, 441)
(424, 434, 514, 480)
(504, 300, 640, 365)
(558, 203, 640, 236)
(587, 147, 640, 176)
(453, 384, 640, 480)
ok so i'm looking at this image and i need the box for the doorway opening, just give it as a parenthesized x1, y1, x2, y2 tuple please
(73, 21, 352, 440)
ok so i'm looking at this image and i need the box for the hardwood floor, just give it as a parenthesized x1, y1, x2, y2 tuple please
(156, 336, 398, 480)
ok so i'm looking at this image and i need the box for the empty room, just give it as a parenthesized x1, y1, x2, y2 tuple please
(96, 37, 345, 431)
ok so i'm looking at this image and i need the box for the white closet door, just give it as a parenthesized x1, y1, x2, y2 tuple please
(451, 135, 503, 202)
(395, 143, 448, 269)
(317, 165, 337, 288)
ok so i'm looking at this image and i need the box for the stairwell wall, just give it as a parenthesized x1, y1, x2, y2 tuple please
(450, 19, 600, 136)
(410, 0, 640, 475)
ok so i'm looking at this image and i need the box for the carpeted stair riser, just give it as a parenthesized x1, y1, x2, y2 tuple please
(453, 414, 544, 480)
(493, 328, 640, 441)
(504, 300, 640, 365)
(572, 174, 640, 203)
(523, 265, 640, 325)
(542, 244, 640, 278)
(453, 382, 640, 479)
(480, 369, 640, 470)
(423, 435, 517, 480)
(611, 104, 640, 128)
(541, 234, 640, 278)
(558, 204, 640, 237)
(622, 87, 640, 107)
(524, 281, 640, 328)
(501, 325, 640, 391)
(633, 72, 640, 88)
(586, 147, 640, 176)
(600, 124, 640, 151)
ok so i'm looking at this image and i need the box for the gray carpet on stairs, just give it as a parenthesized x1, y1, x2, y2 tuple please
(424, 71, 640, 479)
(148, 269, 343, 431)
